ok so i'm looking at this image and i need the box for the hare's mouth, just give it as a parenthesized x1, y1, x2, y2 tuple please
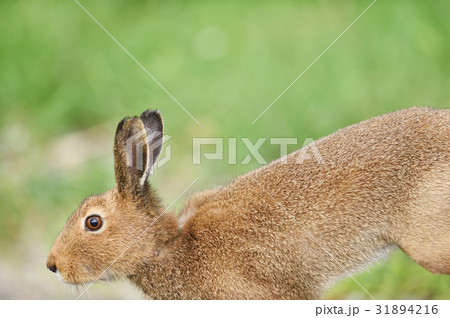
(55, 270, 89, 286)
(55, 270, 76, 285)
(55, 270, 66, 284)
(55, 267, 110, 286)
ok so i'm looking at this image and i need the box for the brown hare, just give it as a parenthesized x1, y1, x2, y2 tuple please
(47, 107, 450, 299)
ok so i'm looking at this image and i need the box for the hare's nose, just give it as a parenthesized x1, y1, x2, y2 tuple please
(47, 264, 57, 273)
(46, 255, 57, 273)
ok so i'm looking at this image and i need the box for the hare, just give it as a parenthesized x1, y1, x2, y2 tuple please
(47, 107, 450, 299)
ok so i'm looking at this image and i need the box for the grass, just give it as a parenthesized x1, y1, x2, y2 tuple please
(0, 0, 448, 299)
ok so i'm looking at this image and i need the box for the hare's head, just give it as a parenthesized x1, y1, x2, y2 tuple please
(47, 110, 166, 285)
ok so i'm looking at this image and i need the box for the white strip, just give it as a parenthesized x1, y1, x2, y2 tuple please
(139, 131, 152, 187)
(3, 301, 449, 317)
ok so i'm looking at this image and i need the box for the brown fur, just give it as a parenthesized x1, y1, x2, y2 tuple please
(47, 107, 450, 299)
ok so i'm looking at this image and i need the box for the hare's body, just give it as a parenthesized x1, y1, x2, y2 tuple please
(48, 107, 450, 299)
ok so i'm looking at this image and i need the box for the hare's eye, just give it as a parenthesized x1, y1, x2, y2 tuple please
(85, 215, 103, 231)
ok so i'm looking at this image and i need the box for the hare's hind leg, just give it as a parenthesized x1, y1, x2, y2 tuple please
(398, 169, 450, 275)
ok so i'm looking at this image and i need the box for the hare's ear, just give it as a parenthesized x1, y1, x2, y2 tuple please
(114, 110, 164, 196)
(139, 110, 164, 182)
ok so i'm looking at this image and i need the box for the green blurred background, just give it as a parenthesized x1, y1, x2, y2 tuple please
(0, 0, 448, 299)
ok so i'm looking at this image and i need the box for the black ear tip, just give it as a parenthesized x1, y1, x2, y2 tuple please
(115, 118, 127, 134)
(140, 109, 163, 131)
(140, 109, 162, 120)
